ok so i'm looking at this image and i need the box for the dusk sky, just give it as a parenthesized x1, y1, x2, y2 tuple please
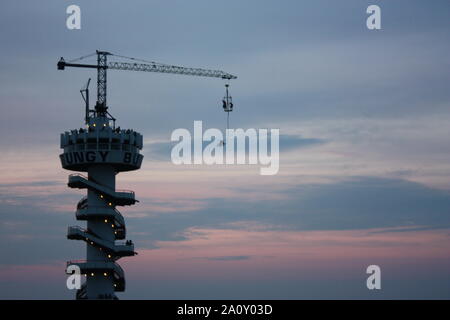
(1, 0, 450, 299)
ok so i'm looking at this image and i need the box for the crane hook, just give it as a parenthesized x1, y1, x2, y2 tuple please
(222, 83, 234, 131)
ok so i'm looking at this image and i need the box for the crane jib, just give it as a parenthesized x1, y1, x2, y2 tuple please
(57, 56, 236, 79)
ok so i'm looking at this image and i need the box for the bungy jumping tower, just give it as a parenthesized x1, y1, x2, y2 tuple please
(57, 50, 236, 299)
(60, 98, 143, 300)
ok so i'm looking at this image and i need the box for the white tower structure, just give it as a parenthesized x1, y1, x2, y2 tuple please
(60, 106, 143, 300)
(58, 50, 236, 299)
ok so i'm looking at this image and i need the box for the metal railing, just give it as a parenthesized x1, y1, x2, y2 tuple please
(64, 142, 139, 153)
(66, 260, 124, 278)
(75, 205, 125, 227)
(69, 173, 88, 180)
(115, 189, 135, 197)
(68, 225, 85, 234)
(69, 174, 134, 198)
(77, 196, 88, 210)
(115, 241, 134, 247)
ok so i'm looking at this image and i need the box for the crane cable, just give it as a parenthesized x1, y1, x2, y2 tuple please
(111, 53, 163, 66)
(68, 52, 97, 63)
(111, 53, 193, 70)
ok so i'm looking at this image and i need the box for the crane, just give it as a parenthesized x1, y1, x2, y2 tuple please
(57, 50, 237, 123)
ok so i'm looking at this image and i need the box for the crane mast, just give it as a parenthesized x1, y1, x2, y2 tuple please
(96, 51, 108, 115)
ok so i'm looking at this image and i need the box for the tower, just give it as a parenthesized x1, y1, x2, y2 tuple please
(60, 106, 143, 299)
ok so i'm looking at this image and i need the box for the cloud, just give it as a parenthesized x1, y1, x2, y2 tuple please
(0, 189, 83, 266)
(144, 134, 325, 161)
(197, 255, 251, 261)
(125, 176, 450, 250)
(0, 180, 61, 188)
(7, 173, 450, 264)
(123, 226, 450, 299)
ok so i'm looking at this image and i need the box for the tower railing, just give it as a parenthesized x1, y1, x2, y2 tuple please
(68, 173, 135, 197)
(64, 142, 140, 153)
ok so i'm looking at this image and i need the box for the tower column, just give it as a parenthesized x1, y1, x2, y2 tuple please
(60, 116, 144, 299)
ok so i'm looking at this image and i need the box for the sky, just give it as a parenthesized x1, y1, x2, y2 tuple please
(1, 0, 450, 299)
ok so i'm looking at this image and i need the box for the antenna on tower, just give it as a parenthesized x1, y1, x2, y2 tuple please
(80, 78, 91, 125)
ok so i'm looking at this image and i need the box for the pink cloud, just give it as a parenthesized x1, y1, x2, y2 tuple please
(122, 226, 450, 282)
